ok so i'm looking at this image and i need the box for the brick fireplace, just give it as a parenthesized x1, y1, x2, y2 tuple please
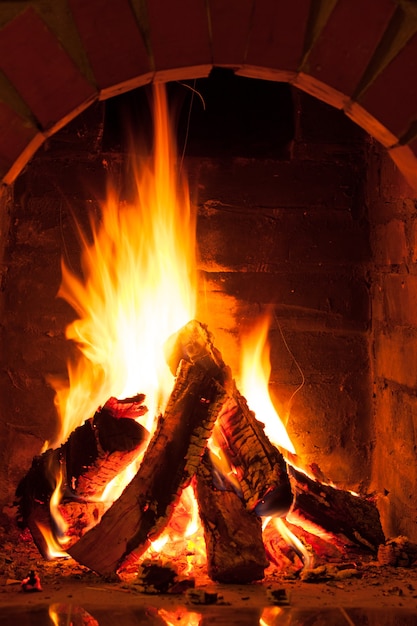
(1, 1, 417, 550)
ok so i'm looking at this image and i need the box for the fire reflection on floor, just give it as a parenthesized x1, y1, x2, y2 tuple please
(1, 605, 417, 626)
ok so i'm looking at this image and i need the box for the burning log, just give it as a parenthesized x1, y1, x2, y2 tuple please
(68, 359, 229, 576)
(194, 450, 269, 583)
(215, 387, 293, 515)
(15, 395, 148, 557)
(165, 319, 293, 515)
(288, 466, 385, 552)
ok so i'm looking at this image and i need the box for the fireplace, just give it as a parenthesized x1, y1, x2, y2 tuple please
(0, 72, 413, 538)
(1, 1, 417, 596)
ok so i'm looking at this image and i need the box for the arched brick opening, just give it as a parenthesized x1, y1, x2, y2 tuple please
(0, 1, 417, 189)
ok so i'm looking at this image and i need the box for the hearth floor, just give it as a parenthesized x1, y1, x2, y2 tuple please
(2, 524, 417, 622)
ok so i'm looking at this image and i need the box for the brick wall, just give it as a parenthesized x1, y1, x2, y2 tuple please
(367, 141, 417, 539)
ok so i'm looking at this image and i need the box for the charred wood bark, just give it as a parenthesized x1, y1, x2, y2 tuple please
(216, 386, 293, 515)
(15, 395, 148, 558)
(165, 319, 293, 515)
(288, 466, 385, 552)
(195, 450, 268, 583)
(68, 360, 228, 576)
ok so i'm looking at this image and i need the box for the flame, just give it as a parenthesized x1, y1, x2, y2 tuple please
(41, 83, 198, 557)
(51, 83, 197, 446)
(35, 522, 68, 560)
(273, 517, 313, 569)
(49, 466, 70, 544)
(143, 486, 206, 573)
(239, 314, 295, 453)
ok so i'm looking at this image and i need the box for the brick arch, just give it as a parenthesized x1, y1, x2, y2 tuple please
(0, 0, 417, 190)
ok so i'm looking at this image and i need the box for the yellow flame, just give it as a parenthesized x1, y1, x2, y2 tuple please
(50, 82, 197, 446)
(35, 522, 68, 560)
(49, 466, 69, 544)
(143, 486, 206, 569)
(274, 517, 312, 569)
(239, 314, 295, 453)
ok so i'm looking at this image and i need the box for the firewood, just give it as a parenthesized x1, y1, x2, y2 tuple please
(194, 450, 268, 583)
(68, 360, 229, 576)
(15, 395, 148, 558)
(288, 466, 385, 552)
(215, 386, 293, 515)
(165, 319, 293, 515)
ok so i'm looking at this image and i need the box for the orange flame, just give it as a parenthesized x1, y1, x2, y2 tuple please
(41, 83, 198, 555)
(50, 83, 197, 447)
(239, 314, 295, 453)
(143, 486, 206, 572)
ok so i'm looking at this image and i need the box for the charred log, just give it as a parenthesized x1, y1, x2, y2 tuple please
(216, 386, 293, 515)
(165, 319, 293, 515)
(195, 450, 268, 583)
(15, 395, 148, 557)
(68, 360, 228, 576)
(288, 466, 385, 552)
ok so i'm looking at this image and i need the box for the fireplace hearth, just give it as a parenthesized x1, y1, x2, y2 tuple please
(1, 71, 417, 539)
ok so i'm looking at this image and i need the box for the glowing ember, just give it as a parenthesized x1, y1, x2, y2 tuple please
(239, 314, 295, 454)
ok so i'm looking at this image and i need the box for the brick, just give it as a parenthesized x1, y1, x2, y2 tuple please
(147, 0, 212, 80)
(358, 31, 417, 140)
(373, 219, 407, 266)
(68, 0, 152, 98)
(344, 100, 398, 148)
(377, 274, 417, 327)
(189, 157, 356, 211)
(375, 326, 417, 387)
(200, 271, 370, 330)
(293, 73, 347, 110)
(198, 206, 371, 268)
(373, 386, 417, 539)
(0, 7, 97, 132)
(208, 0, 252, 66)
(305, 0, 395, 98)
(0, 101, 44, 184)
(244, 0, 310, 74)
(388, 144, 417, 194)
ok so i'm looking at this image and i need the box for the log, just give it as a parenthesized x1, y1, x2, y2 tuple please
(165, 319, 293, 515)
(216, 386, 293, 515)
(68, 360, 229, 576)
(15, 395, 148, 558)
(288, 466, 385, 552)
(194, 450, 268, 583)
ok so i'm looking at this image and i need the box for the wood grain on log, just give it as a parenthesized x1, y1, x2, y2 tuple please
(165, 319, 293, 515)
(68, 360, 228, 576)
(15, 395, 148, 557)
(195, 451, 268, 583)
(288, 466, 385, 552)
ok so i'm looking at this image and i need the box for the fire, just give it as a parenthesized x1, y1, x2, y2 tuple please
(41, 83, 198, 555)
(51, 83, 197, 446)
(143, 486, 206, 573)
(39, 81, 313, 574)
(239, 314, 295, 454)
